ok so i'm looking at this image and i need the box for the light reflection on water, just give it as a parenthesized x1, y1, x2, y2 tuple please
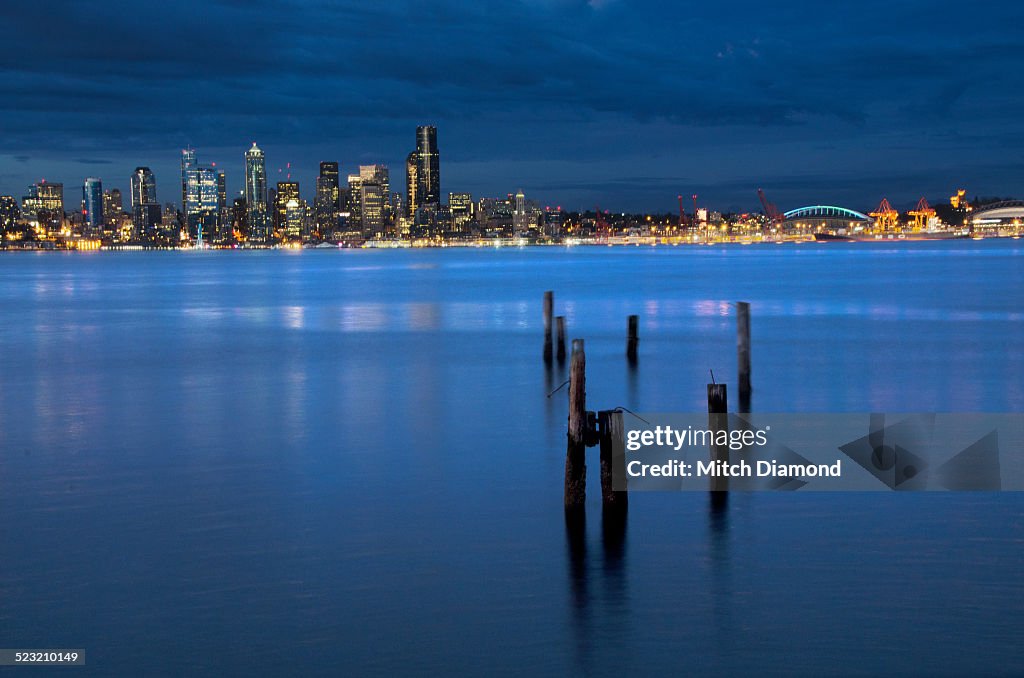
(0, 242, 1022, 675)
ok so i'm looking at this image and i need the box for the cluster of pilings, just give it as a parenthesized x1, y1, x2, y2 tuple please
(544, 290, 753, 508)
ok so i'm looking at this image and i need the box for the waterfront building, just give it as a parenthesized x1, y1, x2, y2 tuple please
(23, 181, 64, 235)
(82, 178, 104, 236)
(405, 151, 418, 218)
(274, 181, 300, 238)
(244, 142, 270, 243)
(185, 165, 220, 241)
(315, 161, 340, 240)
(130, 167, 159, 239)
(449, 192, 473, 232)
(180, 147, 196, 211)
(0, 195, 19, 236)
(415, 125, 440, 207)
(103, 188, 122, 226)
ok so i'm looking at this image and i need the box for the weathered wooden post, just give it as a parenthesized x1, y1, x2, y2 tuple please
(556, 316, 566, 364)
(565, 339, 587, 508)
(543, 291, 554, 364)
(707, 383, 729, 495)
(737, 301, 751, 412)
(599, 410, 628, 508)
(626, 315, 639, 363)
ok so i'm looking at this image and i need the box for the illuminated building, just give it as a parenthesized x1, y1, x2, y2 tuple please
(82, 178, 104, 236)
(23, 181, 64, 235)
(347, 173, 362, 227)
(405, 151, 418, 217)
(415, 125, 440, 207)
(181, 147, 196, 210)
(216, 170, 228, 240)
(185, 165, 219, 241)
(130, 167, 160, 239)
(245, 142, 270, 242)
(103, 189, 122, 226)
(449, 192, 473, 231)
(274, 181, 300, 237)
(359, 167, 388, 236)
(315, 161, 340, 239)
(284, 198, 304, 240)
(0, 195, 19, 236)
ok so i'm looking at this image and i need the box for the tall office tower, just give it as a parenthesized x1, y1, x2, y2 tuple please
(360, 181, 386, 236)
(103, 188, 122, 225)
(405, 151, 418, 218)
(283, 198, 304, 240)
(347, 173, 363, 227)
(245, 142, 270, 242)
(314, 161, 340, 239)
(130, 167, 160, 238)
(449, 192, 472, 231)
(415, 125, 440, 207)
(358, 165, 389, 236)
(181, 147, 196, 210)
(23, 180, 64, 234)
(82, 178, 104, 235)
(274, 181, 300, 237)
(130, 167, 157, 207)
(185, 166, 220, 240)
(216, 170, 228, 240)
(0, 195, 19, 235)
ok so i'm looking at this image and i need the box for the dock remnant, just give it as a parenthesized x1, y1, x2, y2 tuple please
(737, 301, 751, 412)
(626, 315, 639, 363)
(599, 410, 628, 508)
(556, 316, 566, 364)
(707, 383, 729, 494)
(565, 339, 587, 508)
(543, 291, 554, 364)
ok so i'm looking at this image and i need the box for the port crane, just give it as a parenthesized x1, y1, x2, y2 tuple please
(869, 198, 900, 232)
(907, 197, 936, 232)
(757, 188, 785, 227)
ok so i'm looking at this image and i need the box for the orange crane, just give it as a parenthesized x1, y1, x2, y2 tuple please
(869, 198, 900, 232)
(907, 197, 936, 232)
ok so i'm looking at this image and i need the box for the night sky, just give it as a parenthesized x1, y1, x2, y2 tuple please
(3, 0, 1023, 213)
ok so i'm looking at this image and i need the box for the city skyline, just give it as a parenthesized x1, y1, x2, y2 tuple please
(3, 1, 1024, 212)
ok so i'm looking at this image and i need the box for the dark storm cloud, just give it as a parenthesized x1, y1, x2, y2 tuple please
(2, 0, 1024, 210)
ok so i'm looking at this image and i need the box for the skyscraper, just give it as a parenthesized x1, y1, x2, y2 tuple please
(130, 167, 160, 238)
(216, 170, 228, 241)
(185, 165, 219, 241)
(405, 151, 419, 218)
(103, 188, 122, 226)
(358, 165, 389, 236)
(415, 125, 440, 207)
(82, 178, 104, 235)
(274, 181, 300, 238)
(315, 161, 340, 239)
(181, 148, 196, 210)
(130, 167, 157, 207)
(245, 143, 270, 242)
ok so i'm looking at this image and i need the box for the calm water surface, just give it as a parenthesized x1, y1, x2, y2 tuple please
(1, 242, 1023, 675)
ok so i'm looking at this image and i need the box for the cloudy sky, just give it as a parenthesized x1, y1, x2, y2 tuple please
(2, 0, 1023, 212)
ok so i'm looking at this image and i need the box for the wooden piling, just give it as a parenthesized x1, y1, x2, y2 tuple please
(626, 315, 639, 363)
(707, 383, 729, 494)
(565, 339, 587, 508)
(737, 301, 751, 412)
(599, 410, 628, 508)
(543, 291, 554, 364)
(556, 316, 566, 364)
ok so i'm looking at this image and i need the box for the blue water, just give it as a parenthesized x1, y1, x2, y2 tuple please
(1, 242, 1022, 675)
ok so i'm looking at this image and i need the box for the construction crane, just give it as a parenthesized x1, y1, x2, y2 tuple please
(907, 197, 936, 232)
(594, 206, 611, 240)
(757, 188, 784, 227)
(869, 198, 900, 232)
